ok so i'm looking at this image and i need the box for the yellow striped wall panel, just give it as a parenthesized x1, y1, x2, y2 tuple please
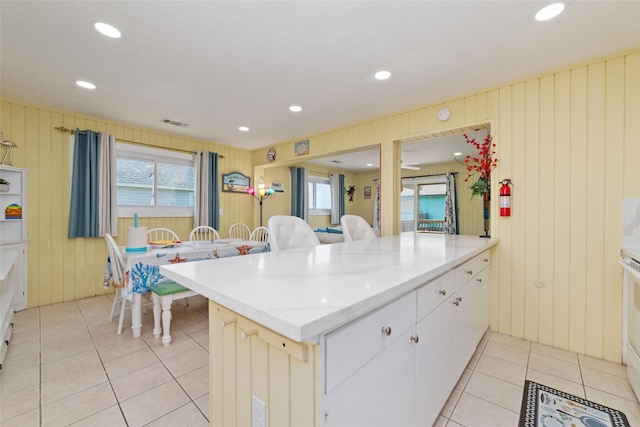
(2, 47, 639, 362)
(248, 48, 640, 362)
(0, 100, 253, 306)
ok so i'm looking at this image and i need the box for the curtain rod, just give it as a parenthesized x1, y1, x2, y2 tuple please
(53, 126, 225, 158)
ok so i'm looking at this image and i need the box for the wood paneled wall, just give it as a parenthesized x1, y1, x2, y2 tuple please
(0, 101, 253, 307)
(2, 47, 638, 361)
(252, 49, 640, 362)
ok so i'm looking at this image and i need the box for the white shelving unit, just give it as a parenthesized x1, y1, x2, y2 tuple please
(0, 165, 28, 367)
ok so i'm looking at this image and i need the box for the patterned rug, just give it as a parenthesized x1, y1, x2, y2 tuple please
(519, 380, 630, 427)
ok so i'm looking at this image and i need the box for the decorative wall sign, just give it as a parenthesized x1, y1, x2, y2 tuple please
(222, 172, 251, 193)
(270, 181, 284, 192)
(266, 147, 277, 163)
(364, 186, 372, 199)
(295, 139, 309, 157)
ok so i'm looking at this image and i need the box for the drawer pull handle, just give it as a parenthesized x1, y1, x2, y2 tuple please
(381, 326, 392, 336)
(410, 335, 419, 343)
(465, 270, 473, 275)
(482, 258, 489, 263)
(220, 317, 237, 328)
(453, 300, 460, 306)
(476, 278, 482, 283)
(240, 329, 257, 340)
(456, 297, 463, 302)
(439, 289, 447, 296)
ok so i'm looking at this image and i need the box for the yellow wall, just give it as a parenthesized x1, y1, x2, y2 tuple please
(2, 47, 639, 362)
(252, 48, 640, 362)
(0, 101, 254, 307)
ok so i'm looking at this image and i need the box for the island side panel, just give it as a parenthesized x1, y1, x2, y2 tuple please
(209, 301, 321, 427)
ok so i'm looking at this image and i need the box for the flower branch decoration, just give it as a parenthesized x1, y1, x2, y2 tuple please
(462, 131, 498, 199)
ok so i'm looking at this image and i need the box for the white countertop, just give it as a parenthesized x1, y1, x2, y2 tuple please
(160, 233, 497, 343)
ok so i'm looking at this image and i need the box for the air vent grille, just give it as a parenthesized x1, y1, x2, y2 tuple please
(163, 119, 188, 127)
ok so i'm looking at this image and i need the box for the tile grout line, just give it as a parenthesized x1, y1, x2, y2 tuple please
(78, 299, 131, 427)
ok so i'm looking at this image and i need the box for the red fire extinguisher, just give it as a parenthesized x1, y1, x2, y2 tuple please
(500, 179, 512, 217)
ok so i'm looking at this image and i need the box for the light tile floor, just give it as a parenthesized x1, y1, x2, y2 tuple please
(1, 294, 639, 426)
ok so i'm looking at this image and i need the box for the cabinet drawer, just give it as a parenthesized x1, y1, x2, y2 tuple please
(325, 291, 416, 392)
(455, 251, 490, 287)
(417, 270, 455, 321)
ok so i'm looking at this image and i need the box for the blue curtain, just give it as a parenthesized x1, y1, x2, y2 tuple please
(290, 166, 306, 219)
(68, 129, 100, 238)
(208, 152, 220, 230)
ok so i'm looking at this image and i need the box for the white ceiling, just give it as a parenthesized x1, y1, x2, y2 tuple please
(2, 1, 639, 169)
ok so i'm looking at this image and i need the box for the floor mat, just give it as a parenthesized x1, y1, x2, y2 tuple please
(519, 380, 630, 427)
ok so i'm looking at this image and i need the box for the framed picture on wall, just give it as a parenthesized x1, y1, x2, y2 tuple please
(222, 172, 250, 193)
(364, 186, 372, 199)
(295, 139, 309, 157)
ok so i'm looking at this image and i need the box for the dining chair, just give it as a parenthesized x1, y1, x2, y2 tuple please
(147, 227, 180, 243)
(104, 233, 152, 335)
(267, 215, 320, 252)
(250, 226, 269, 243)
(189, 225, 220, 241)
(150, 281, 197, 346)
(341, 215, 377, 242)
(229, 223, 251, 240)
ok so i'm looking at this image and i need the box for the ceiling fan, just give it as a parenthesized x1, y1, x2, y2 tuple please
(401, 161, 420, 170)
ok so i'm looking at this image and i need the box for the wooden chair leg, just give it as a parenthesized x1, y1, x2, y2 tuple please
(117, 295, 127, 335)
(108, 287, 121, 322)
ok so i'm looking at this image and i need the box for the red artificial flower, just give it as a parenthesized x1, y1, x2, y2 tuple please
(462, 132, 498, 185)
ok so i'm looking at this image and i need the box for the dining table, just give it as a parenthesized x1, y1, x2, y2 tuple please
(104, 238, 270, 337)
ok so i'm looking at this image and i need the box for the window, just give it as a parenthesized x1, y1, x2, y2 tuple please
(308, 175, 332, 214)
(116, 143, 195, 217)
(401, 176, 447, 232)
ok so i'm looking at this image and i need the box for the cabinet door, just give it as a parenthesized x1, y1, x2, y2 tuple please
(415, 294, 455, 426)
(452, 279, 478, 380)
(1, 243, 27, 311)
(324, 327, 416, 427)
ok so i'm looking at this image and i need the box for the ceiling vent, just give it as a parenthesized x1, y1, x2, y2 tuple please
(331, 160, 343, 164)
(163, 119, 188, 127)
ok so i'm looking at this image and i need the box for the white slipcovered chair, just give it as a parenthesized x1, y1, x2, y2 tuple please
(189, 225, 220, 241)
(250, 226, 269, 243)
(267, 215, 320, 252)
(229, 223, 251, 240)
(147, 227, 180, 243)
(341, 215, 377, 242)
(104, 233, 152, 335)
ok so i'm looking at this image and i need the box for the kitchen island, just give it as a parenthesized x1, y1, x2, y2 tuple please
(161, 233, 497, 427)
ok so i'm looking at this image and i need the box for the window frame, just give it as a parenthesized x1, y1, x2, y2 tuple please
(116, 142, 195, 218)
(308, 174, 332, 215)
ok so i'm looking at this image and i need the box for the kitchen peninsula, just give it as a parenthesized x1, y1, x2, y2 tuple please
(161, 233, 497, 427)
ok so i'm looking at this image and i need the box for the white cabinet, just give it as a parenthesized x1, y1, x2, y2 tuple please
(415, 272, 456, 426)
(323, 250, 491, 427)
(0, 165, 28, 312)
(0, 247, 20, 367)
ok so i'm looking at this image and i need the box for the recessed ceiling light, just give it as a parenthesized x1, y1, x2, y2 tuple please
(289, 105, 302, 112)
(76, 80, 96, 90)
(535, 3, 565, 21)
(238, 126, 250, 132)
(375, 70, 391, 80)
(367, 163, 373, 167)
(454, 152, 462, 156)
(94, 22, 121, 38)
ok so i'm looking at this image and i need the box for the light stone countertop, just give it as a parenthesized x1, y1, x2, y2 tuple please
(160, 233, 497, 343)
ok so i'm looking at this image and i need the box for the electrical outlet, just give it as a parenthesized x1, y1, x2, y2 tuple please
(252, 395, 266, 427)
